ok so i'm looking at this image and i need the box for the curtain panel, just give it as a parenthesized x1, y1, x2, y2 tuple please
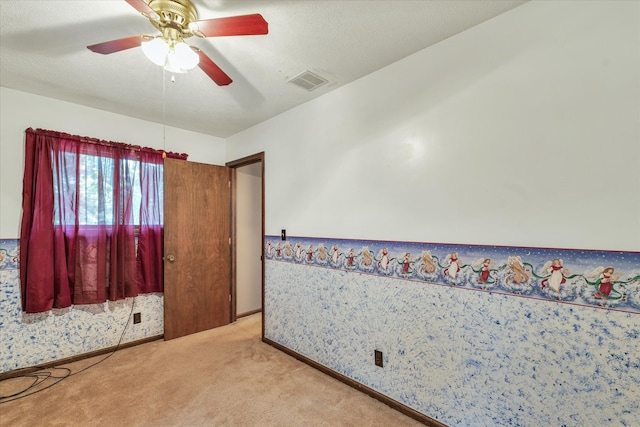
(19, 128, 187, 313)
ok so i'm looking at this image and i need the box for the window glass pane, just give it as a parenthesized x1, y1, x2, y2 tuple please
(52, 152, 155, 226)
(129, 158, 142, 225)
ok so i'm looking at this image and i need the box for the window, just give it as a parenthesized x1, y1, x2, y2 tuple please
(52, 154, 163, 227)
(19, 128, 186, 313)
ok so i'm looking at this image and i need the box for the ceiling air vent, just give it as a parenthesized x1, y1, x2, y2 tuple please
(288, 70, 328, 91)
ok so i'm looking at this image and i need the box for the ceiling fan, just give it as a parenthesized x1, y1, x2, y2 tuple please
(87, 0, 268, 86)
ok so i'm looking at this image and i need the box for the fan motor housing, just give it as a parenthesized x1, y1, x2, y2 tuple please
(148, 0, 198, 35)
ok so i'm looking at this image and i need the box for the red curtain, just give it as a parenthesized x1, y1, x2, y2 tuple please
(136, 150, 165, 294)
(20, 128, 187, 313)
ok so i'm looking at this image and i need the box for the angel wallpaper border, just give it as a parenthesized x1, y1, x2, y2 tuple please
(264, 236, 640, 314)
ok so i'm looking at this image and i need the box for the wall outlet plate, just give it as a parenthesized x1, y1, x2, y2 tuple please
(374, 350, 383, 367)
(133, 312, 141, 324)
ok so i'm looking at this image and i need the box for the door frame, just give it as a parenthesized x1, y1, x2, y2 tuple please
(226, 152, 265, 337)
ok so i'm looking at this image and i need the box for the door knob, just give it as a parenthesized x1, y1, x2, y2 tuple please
(165, 254, 175, 262)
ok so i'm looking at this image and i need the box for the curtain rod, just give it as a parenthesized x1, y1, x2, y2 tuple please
(25, 128, 188, 159)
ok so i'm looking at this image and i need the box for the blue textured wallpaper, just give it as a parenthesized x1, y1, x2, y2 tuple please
(0, 239, 164, 373)
(264, 235, 640, 426)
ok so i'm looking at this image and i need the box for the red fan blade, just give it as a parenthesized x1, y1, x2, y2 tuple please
(197, 50, 232, 86)
(87, 35, 145, 54)
(190, 14, 268, 37)
(125, 0, 157, 18)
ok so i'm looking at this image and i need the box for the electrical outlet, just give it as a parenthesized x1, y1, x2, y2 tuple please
(281, 229, 286, 240)
(374, 350, 383, 367)
(133, 312, 141, 324)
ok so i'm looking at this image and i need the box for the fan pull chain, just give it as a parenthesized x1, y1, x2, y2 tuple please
(162, 66, 166, 152)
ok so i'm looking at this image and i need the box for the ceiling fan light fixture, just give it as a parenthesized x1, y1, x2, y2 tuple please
(165, 52, 187, 74)
(164, 42, 199, 73)
(141, 37, 169, 66)
(174, 42, 199, 70)
(142, 38, 199, 73)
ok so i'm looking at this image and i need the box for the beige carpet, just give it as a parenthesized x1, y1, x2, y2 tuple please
(1, 314, 424, 426)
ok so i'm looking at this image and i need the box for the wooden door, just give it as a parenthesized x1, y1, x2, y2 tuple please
(163, 158, 231, 340)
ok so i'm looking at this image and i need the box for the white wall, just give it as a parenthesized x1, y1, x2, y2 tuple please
(227, 0, 640, 252)
(228, 1, 640, 424)
(0, 87, 226, 238)
(236, 164, 263, 315)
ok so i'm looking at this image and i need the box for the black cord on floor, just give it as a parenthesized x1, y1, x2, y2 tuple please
(0, 368, 72, 402)
(0, 299, 136, 403)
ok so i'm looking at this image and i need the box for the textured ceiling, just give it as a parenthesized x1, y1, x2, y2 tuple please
(0, 0, 527, 138)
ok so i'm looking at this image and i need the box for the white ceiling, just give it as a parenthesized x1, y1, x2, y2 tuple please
(0, 0, 527, 138)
